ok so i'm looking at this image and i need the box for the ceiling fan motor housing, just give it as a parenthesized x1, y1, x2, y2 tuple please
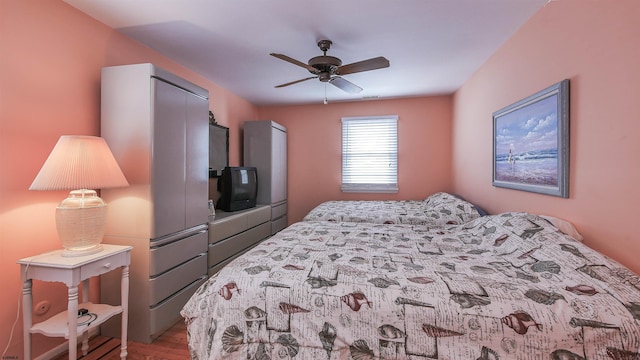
(308, 55, 341, 76)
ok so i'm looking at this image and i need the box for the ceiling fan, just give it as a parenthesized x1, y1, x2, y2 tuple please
(270, 39, 390, 94)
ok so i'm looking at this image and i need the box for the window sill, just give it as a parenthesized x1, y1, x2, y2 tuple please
(341, 184, 398, 193)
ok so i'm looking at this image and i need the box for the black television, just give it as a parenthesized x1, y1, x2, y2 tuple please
(217, 166, 258, 212)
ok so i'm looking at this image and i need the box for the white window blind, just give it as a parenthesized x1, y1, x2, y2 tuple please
(341, 116, 398, 193)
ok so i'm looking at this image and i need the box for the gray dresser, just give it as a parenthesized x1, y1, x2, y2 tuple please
(207, 205, 271, 276)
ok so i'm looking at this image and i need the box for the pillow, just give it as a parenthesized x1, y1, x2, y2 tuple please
(424, 192, 483, 225)
(539, 215, 584, 242)
(450, 193, 488, 216)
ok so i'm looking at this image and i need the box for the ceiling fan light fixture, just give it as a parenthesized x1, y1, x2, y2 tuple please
(318, 72, 331, 82)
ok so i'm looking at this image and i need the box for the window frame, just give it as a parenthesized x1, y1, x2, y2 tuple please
(341, 115, 398, 193)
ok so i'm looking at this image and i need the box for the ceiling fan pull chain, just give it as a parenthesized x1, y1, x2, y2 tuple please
(324, 83, 328, 105)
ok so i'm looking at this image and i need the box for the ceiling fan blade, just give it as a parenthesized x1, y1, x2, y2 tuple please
(275, 76, 318, 88)
(337, 56, 390, 75)
(329, 77, 363, 94)
(270, 53, 319, 74)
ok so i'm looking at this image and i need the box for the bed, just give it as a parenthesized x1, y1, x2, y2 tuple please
(302, 192, 486, 226)
(182, 195, 640, 359)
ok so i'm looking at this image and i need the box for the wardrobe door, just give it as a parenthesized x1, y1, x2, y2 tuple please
(152, 79, 187, 238)
(271, 126, 287, 204)
(185, 92, 209, 229)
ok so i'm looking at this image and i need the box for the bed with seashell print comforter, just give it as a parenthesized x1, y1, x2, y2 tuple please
(301, 192, 484, 226)
(181, 212, 640, 359)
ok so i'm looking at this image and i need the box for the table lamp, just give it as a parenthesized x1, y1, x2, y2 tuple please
(29, 135, 129, 257)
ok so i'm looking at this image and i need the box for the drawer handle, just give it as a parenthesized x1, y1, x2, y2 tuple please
(103, 263, 111, 269)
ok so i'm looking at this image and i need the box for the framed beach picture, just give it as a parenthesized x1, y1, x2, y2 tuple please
(492, 79, 569, 197)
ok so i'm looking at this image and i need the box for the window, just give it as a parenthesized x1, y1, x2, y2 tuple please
(341, 115, 398, 193)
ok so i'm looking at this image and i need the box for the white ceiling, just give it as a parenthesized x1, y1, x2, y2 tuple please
(64, 0, 547, 106)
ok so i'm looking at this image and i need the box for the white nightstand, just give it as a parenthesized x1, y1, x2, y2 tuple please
(18, 244, 132, 360)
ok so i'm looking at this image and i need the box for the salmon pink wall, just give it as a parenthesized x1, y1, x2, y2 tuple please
(0, 1, 257, 357)
(452, 0, 640, 274)
(6, 0, 640, 357)
(258, 96, 453, 224)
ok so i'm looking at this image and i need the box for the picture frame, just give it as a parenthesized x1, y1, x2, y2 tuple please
(492, 79, 569, 197)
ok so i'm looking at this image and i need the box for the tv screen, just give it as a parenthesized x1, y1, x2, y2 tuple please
(217, 166, 258, 212)
(209, 124, 229, 177)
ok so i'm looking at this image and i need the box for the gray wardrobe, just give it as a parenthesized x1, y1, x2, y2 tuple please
(243, 120, 288, 234)
(100, 63, 209, 343)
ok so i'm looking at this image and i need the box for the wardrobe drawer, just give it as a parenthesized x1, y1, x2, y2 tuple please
(271, 202, 287, 220)
(208, 254, 238, 277)
(208, 222, 270, 267)
(209, 206, 271, 244)
(272, 215, 288, 235)
(149, 276, 206, 340)
(149, 254, 207, 306)
(149, 231, 207, 276)
(209, 215, 246, 243)
(248, 205, 271, 226)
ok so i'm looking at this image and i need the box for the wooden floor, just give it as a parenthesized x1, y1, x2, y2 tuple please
(52, 321, 189, 360)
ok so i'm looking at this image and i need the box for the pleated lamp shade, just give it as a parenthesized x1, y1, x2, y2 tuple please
(30, 135, 129, 256)
(30, 135, 128, 190)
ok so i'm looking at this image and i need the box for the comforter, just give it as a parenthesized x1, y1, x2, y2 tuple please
(182, 212, 640, 359)
(302, 192, 484, 226)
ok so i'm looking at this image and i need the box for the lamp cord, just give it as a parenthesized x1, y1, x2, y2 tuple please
(3, 254, 56, 357)
(1, 260, 31, 358)
(77, 312, 98, 327)
(1, 288, 21, 358)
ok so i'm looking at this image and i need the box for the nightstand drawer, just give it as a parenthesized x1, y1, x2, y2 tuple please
(80, 251, 129, 279)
